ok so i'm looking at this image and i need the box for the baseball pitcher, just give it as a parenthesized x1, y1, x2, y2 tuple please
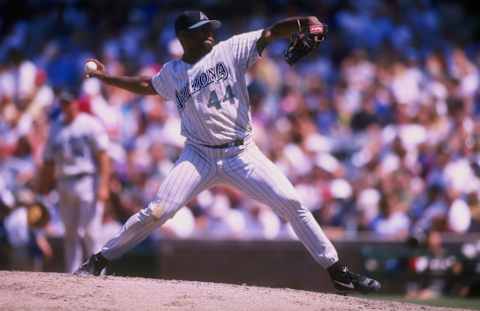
(76, 11, 380, 293)
(38, 92, 110, 273)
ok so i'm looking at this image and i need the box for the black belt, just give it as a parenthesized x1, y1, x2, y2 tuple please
(202, 138, 244, 149)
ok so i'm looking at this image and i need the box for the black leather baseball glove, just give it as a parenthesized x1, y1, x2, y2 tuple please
(284, 21, 327, 65)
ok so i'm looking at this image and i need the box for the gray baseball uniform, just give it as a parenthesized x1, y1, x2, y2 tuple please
(44, 112, 109, 272)
(101, 30, 338, 268)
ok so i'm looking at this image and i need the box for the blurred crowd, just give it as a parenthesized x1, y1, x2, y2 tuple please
(1, 0, 480, 257)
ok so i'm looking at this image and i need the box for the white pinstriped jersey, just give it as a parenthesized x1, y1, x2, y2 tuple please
(43, 113, 109, 178)
(151, 30, 263, 146)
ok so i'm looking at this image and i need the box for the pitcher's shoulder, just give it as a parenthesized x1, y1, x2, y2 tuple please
(212, 39, 232, 53)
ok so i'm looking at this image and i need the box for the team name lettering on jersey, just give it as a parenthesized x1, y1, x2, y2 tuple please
(175, 62, 229, 110)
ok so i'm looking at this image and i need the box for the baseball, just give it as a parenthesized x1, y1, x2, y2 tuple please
(85, 61, 98, 72)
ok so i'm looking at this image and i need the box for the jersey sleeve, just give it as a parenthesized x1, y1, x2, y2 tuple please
(227, 29, 264, 70)
(151, 65, 172, 100)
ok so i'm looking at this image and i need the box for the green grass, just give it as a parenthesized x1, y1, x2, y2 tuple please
(368, 295, 480, 310)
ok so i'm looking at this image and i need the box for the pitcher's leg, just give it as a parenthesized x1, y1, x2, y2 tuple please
(100, 146, 216, 260)
(223, 145, 338, 268)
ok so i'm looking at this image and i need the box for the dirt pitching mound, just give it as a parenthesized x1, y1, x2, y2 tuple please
(0, 271, 469, 311)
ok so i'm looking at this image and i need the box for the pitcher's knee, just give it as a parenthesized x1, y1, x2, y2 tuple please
(278, 196, 306, 218)
(146, 199, 178, 221)
(285, 196, 303, 209)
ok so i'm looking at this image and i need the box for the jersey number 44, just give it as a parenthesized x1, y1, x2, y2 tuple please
(208, 85, 236, 109)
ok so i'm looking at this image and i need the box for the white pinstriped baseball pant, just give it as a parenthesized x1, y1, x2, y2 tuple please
(101, 140, 338, 268)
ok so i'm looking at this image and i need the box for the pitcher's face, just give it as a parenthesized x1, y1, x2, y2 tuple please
(180, 24, 216, 53)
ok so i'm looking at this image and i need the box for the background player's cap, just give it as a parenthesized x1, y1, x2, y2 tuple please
(174, 11, 221, 35)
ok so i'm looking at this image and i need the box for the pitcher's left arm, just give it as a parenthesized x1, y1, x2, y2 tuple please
(256, 16, 327, 63)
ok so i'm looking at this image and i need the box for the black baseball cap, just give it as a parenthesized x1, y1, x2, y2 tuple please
(174, 11, 221, 35)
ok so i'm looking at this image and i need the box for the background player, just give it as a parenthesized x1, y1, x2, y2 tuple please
(76, 11, 380, 294)
(37, 92, 111, 273)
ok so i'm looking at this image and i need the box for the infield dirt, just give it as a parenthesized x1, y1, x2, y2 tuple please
(0, 271, 471, 310)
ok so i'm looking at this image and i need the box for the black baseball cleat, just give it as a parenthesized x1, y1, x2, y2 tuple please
(327, 262, 381, 294)
(74, 253, 109, 276)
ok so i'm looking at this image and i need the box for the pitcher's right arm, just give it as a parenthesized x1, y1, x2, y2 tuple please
(84, 59, 158, 96)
